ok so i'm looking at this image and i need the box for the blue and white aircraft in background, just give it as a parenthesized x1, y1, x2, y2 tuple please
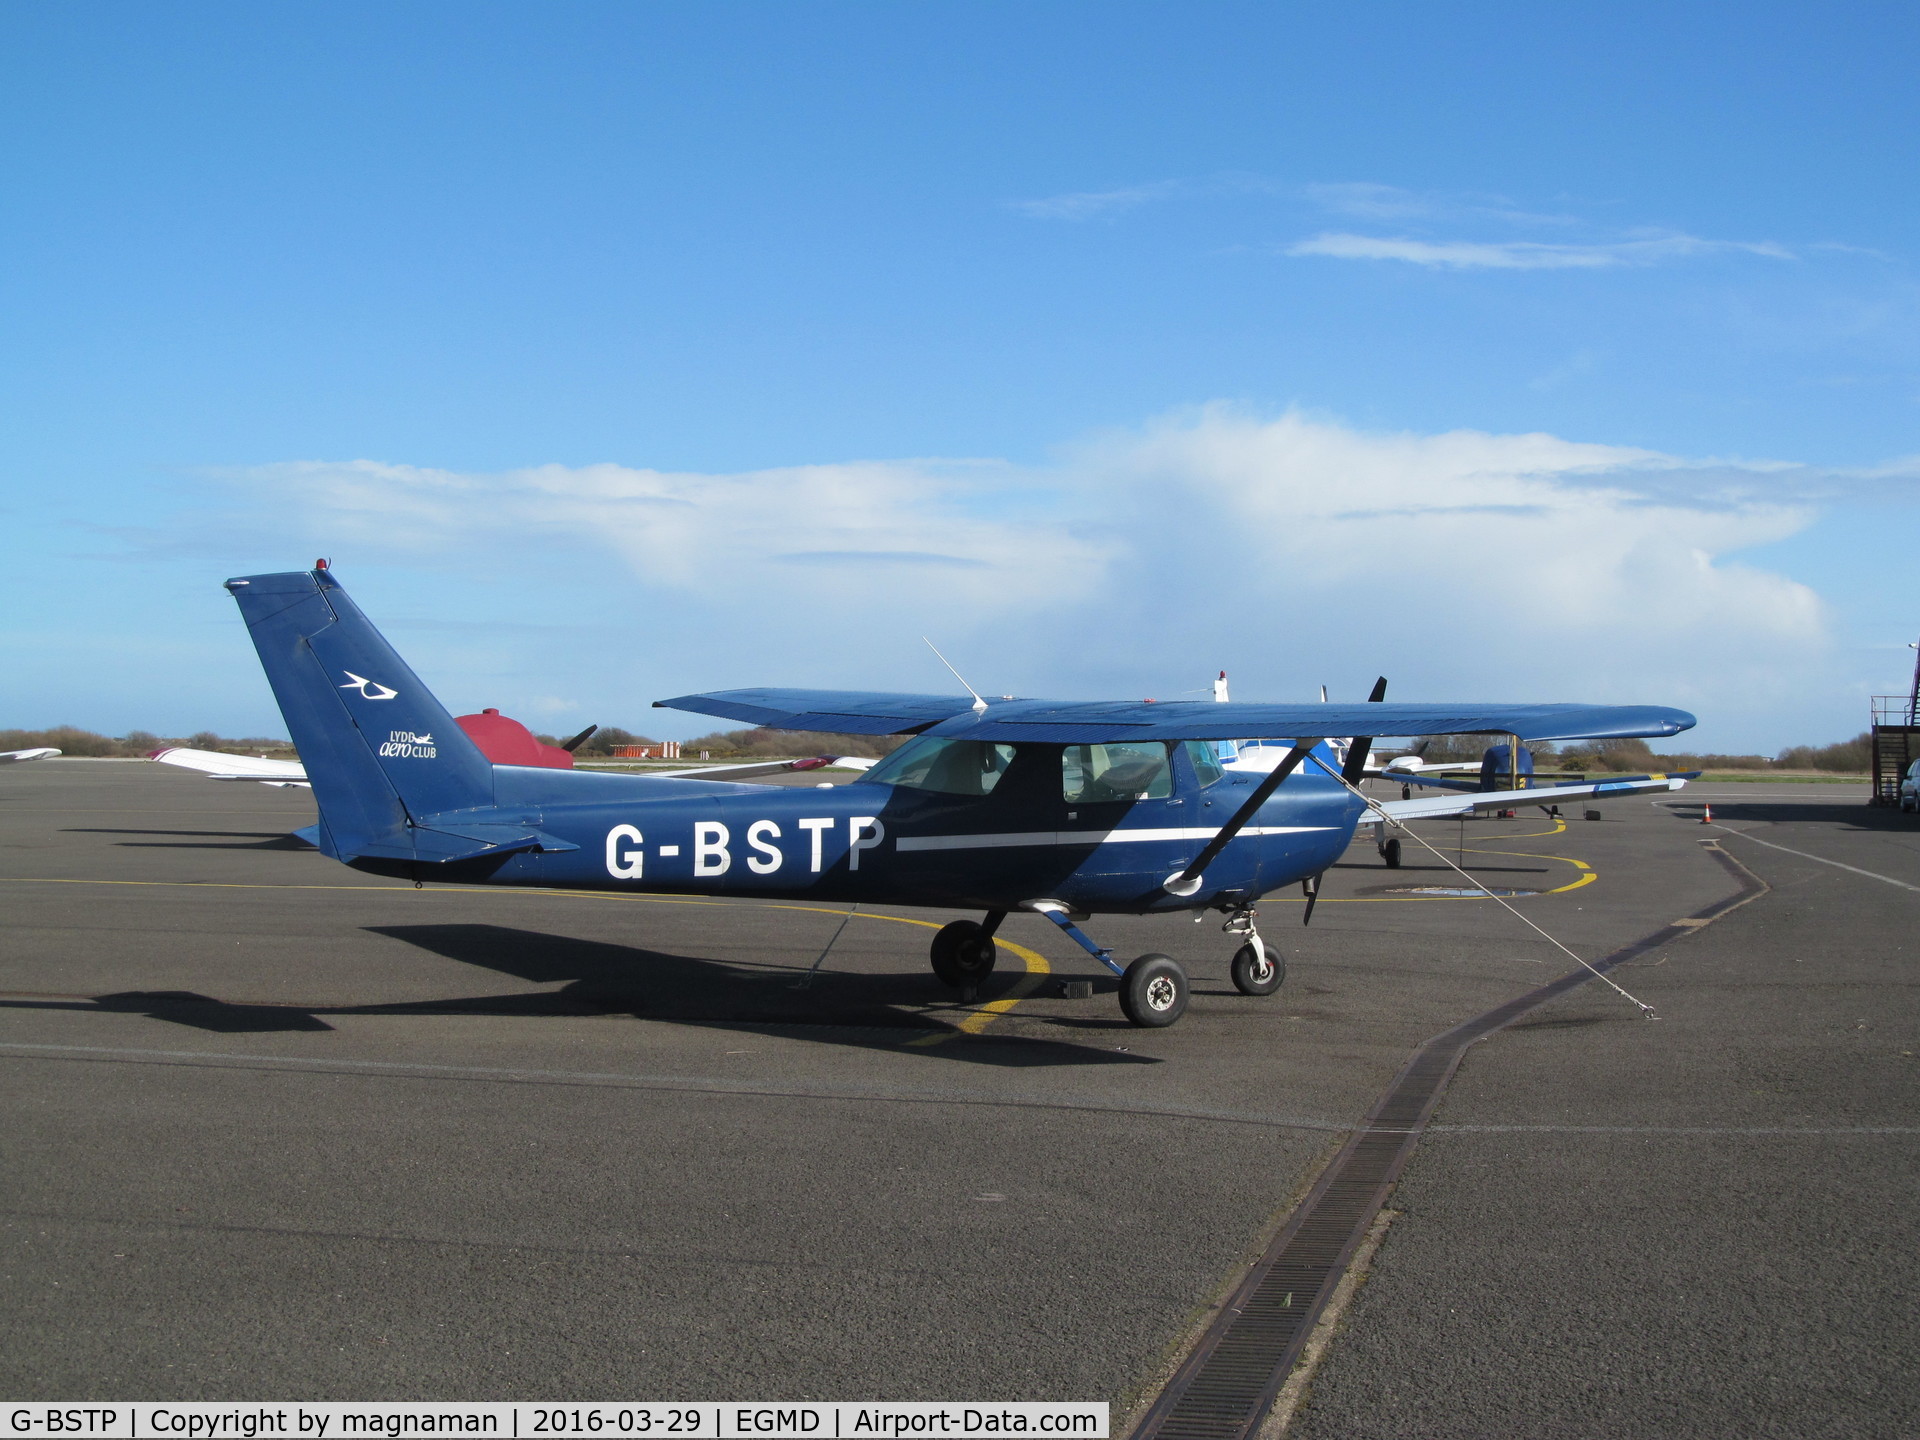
(223, 565, 1698, 1028)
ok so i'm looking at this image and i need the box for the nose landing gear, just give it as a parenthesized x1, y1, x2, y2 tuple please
(1374, 820, 1402, 867)
(1222, 904, 1285, 995)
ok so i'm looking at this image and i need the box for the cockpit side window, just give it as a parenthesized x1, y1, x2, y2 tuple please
(1062, 742, 1174, 802)
(863, 737, 1016, 796)
(1184, 740, 1226, 788)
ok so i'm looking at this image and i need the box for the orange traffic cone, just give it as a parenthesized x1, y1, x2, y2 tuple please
(1700, 803, 1713, 824)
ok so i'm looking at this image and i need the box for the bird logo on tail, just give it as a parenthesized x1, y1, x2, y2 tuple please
(340, 672, 398, 700)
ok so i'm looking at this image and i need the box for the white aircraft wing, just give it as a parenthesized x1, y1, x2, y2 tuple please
(1365, 773, 1692, 823)
(0, 748, 61, 764)
(151, 747, 311, 787)
(1376, 758, 1485, 775)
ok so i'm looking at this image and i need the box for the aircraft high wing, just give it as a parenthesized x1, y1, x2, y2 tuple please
(1, 747, 61, 764)
(657, 687, 1695, 745)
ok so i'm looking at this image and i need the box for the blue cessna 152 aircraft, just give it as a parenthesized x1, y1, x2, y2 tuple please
(226, 564, 1698, 1028)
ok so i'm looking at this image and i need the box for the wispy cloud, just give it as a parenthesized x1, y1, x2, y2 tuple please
(1302, 181, 1579, 228)
(1009, 174, 1808, 280)
(1007, 172, 1286, 221)
(1287, 231, 1795, 270)
(207, 456, 1111, 621)
(1006, 182, 1184, 221)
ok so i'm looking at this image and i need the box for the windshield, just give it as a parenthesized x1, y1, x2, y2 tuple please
(1062, 742, 1173, 802)
(864, 737, 1016, 796)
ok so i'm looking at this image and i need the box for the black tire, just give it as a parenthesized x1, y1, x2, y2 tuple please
(1383, 837, 1402, 868)
(1120, 953, 1189, 1027)
(930, 920, 997, 987)
(1230, 939, 1284, 996)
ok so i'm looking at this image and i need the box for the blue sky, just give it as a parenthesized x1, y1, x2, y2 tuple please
(3, 2, 1916, 751)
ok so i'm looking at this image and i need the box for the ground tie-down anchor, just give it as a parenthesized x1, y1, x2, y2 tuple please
(792, 903, 859, 990)
(1023, 900, 1126, 978)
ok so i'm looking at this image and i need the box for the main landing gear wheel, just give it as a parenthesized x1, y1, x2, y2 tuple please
(930, 920, 997, 988)
(1230, 939, 1285, 996)
(1121, 954, 1189, 1028)
(1382, 837, 1402, 868)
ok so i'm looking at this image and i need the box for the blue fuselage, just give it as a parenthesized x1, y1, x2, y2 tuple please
(349, 742, 1366, 915)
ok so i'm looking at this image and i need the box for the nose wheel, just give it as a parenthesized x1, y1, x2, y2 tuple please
(1230, 938, 1285, 995)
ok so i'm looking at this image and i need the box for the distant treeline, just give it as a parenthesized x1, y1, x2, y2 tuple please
(7, 724, 1873, 773)
(2, 723, 905, 762)
(1, 726, 296, 758)
(1417, 732, 1873, 774)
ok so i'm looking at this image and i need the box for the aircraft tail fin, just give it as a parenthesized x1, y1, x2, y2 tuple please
(223, 566, 496, 859)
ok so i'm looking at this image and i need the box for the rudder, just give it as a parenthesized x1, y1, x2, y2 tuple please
(224, 566, 495, 858)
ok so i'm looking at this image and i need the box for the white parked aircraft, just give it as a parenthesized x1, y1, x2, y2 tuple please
(150, 742, 877, 788)
(0, 748, 61, 764)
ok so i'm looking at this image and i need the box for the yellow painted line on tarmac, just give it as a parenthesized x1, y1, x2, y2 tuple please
(1264, 814, 1598, 899)
(1451, 829, 1596, 895)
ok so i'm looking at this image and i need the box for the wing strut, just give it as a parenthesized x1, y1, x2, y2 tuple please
(1164, 739, 1319, 895)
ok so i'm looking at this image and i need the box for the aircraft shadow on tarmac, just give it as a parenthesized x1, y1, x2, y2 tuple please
(1671, 800, 1918, 831)
(62, 827, 316, 851)
(2, 924, 1152, 1067)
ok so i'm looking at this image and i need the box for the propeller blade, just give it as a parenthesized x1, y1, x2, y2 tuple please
(560, 724, 600, 753)
(1340, 677, 1388, 784)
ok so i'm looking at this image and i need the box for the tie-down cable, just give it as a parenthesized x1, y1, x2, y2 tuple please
(1304, 753, 1658, 1017)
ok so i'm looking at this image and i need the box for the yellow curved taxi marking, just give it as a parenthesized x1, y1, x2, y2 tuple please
(1266, 814, 1598, 900)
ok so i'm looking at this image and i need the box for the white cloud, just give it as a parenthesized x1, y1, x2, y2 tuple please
(1287, 231, 1795, 270)
(220, 455, 1112, 617)
(209, 411, 1836, 744)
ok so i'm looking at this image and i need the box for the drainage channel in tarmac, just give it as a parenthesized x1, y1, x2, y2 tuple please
(1127, 838, 1769, 1440)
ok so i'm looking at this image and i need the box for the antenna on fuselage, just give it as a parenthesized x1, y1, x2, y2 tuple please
(923, 638, 990, 714)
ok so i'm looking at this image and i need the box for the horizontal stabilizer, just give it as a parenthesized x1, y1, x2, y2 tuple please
(349, 823, 581, 864)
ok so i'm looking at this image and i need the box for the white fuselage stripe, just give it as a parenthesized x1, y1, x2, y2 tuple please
(894, 825, 1333, 853)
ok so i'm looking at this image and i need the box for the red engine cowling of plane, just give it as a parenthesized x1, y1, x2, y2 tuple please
(455, 709, 575, 769)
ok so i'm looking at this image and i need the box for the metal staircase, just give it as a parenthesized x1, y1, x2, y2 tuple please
(1869, 642, 1920, 805)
